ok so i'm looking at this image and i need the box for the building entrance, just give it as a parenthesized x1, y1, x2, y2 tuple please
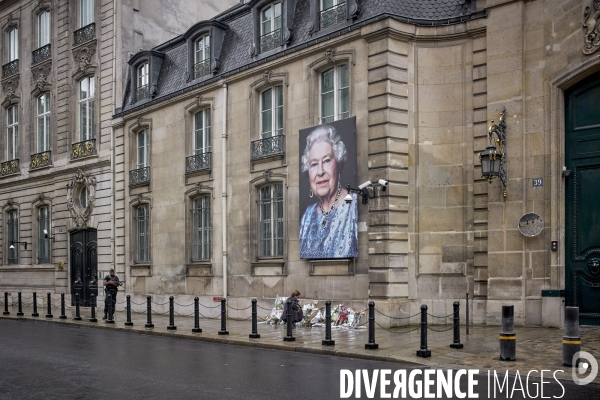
(70, 229, 98, 307)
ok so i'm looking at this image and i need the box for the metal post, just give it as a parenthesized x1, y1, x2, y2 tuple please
(3, 292, 9, 315)
(145, 295, 154, 328)
(46, 292, 53, 318)
(499, 305, 516, 361)
(218, 298, 229, 335)
(167, 296, 177, 330)
(450, 301, 463, 349)
(59, 293, 67, 319)
(563, 306, 580, 366)
(249, 299, 259, 338)
(283, 298, 295, 342)
(192, 297, 202, 333)
(17, 292, 23, 316)
(416, 304, 431, 357)
(106, 293, 114, 324)
(322, 300, 335, 346)
(466, 293, 470, 335)
(365, 301, 378, 349)
(89, 294, 97, 322)
(125, 295, 133, 326)
(74, 293, 82, 320)
(32, 292, 39, 317)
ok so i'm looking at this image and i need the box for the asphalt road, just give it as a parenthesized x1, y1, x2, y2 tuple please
(1, 319, 598, 400)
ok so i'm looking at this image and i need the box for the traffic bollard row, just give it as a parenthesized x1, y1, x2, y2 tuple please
(32, 292, 39, 317)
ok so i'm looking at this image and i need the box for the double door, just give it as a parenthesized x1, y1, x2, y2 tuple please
(70, 229, 98, 306)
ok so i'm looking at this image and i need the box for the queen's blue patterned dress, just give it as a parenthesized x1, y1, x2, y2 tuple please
(299, 192, 358, 259)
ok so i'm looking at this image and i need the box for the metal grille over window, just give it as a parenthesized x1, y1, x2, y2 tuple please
(135, 205, 150, 262)
(7, 211, 18, 264)
(71, 138, 96, 159)
(129, 166, 150, 186)
(32, 44, 51, 65)
(73, 22, 95, 46)
(320, 0, 347, 29)
(38, 206, 50, 264)
(259, 183, 284, 257)
(192, 195, 211, 261)
(194, 36, 211, 79)
(260, 2, 282, 53)
(251, 135, 285, 160)
(2, 59, 19, 79)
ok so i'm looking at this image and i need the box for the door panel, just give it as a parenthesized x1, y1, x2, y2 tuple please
(70, 229, 98, 307)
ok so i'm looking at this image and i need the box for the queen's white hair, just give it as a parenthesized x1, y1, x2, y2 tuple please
(300, 125, 347, 173)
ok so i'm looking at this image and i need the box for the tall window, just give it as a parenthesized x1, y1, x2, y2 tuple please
(260, 85, 283, 138)
(8, 28, 18, 62)
(194, 109, 211, 155)
(137, 62, 149, 99)
(37, 93, 50, 153)
(137, 129, 149, 168)
(78, 77, 95, 141)
(7, 210, 18, 264)
(259, 183, 283, 257)
(320, 64, 349, 123)
(38, 206, 50, 263)
(38, 10, 50, 47)
(192, 195, 211, 261)
(6, 105, 18, 161)
(135, 205, 150, 262)
(80, 0, 94, 27)
(260, 2, 281, 52)
(195, 35, 210, 64)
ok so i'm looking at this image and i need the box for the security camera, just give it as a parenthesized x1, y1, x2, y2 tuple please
(43, 229, 48, 238)
(358, 181, 372, 190)
(344, 194, 353, 204)
(9, 245, 14, 250)
(378, 179, 389, 191)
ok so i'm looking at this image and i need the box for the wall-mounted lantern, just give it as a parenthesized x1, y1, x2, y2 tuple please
(479, 108, 507, 200)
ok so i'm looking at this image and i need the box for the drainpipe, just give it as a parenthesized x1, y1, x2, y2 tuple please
(222, 83, 228, 299)
(110, 0, 117, 276)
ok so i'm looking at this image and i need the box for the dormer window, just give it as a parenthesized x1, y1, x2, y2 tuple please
(320, 0, 346, 29)
(137, 63, 149, 100)
(260, 2, 281, 53)
(194, 35, 210, 79)
(127, 50, 165, 104)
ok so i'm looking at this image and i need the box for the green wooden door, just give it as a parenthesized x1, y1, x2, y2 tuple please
(565, 73, 600, 325)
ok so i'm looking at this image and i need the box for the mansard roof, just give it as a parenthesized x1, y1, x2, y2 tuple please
(116, 0, 487, 116)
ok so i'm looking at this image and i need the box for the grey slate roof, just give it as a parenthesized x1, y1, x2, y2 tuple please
(117, 0, 486, 116)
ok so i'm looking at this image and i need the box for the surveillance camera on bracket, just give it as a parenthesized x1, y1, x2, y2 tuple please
(344, 194, 353, 204)
(378, 179, 389, 191)
(358, 181, 372, 190)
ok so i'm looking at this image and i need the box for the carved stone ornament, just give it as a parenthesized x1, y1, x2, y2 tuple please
(66, 169, 97, 230)
(583, 0, 600, 55)
(263, 70, 272, 84)
(31, 63, 52, 95)
(2, 76, 19, 107)
(72, 43, 97, 75)
(325, 48, 336, 63)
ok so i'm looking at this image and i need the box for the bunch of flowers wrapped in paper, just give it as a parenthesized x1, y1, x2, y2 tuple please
(264, 296, 364, 328)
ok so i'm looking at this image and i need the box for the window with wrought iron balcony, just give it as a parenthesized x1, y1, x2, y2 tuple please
(2, 27, 19, 79)
(260, 2, 282, 53)
(320, 0, 347, 30)
(194, 35, 211, 80)
(1, 105, 19, 177)
(137, 63, 149, 101)
(252, 85, 285, 161)
(74, 0, 95, 46)
(130, 129, 151, 186)
(186, 109, 212, 174)
(32, 10, 51, 66)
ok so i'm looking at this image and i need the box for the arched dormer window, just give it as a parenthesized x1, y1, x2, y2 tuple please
(250, 0, 298, 57)
(193, 35, 210, 79)
(183, 21, 227, 82)
(308, 0, 358, 35)
(127, 50, 164, 104)
(137, 62, 149, 100)
(260, 2, 281, 53)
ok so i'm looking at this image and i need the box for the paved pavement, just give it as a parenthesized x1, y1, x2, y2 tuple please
(2, 302, 600, 386)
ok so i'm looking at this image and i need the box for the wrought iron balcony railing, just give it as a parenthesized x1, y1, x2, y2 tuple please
(320, 2, 347, 29)
(260, 29, 281, 53)
(1, 159, 19, 177)
(251, 135, 285, 160)
(30, 150, 52, 169)
(32, 44, 51, 65)
(74, 23, 95, 46)
(194, 59, 210, 80)
(71, 138, 96, 160)
(129, 166, 150, 186)
(186, 152, 211, 174)
(2, 59, 19, 79)
(136, 85, 149, 101)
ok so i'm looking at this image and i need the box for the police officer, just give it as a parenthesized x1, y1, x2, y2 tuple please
(103, 268, 120, 320)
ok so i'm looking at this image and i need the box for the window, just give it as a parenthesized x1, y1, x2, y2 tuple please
(38, 10, 50, 48)
(7, 210, 18, 264)
(37, 93, 50, 153)
(259, 183, 283, 257)
(137, 63, 149, 100)
(137, 129, 149, 168)
(80, 0, 94, 27)
(193, 35, 210, 78)
(192, 195, 211, 261)
(320, 63, 349, 123)
(38, 206, 50, 263)
(8, 28, 18, 62)
(78, 77, 95, 141)
(194, 109, 211, 155)
(6, 105, 18, 161)
(320, 0, 346, 29)
(78, 186, 88, 209)
(135, 205, 150, 262)
(260, 2, 281, 53)
(260, 86, 283, 138)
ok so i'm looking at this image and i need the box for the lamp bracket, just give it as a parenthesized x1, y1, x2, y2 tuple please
(488, 108, 508, 200)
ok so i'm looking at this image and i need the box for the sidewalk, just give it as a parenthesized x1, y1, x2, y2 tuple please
(2, 303, 599, 385)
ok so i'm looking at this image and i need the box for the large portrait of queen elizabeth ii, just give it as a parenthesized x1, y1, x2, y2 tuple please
(299, 117, 358, 259)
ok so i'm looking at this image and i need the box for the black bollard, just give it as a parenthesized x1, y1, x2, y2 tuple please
(17, 292, 23, 316)
(32, 292, 39, 317)
(365, 301, 378, 349)
(416, 304, 431, 357)
(466, 293, 470, 335)
(322, 300, 335, 346)
(563, 306, 580, 366)
(145, 295, 154, 328)
(167, 296, 177, 330)
(106, 293, 114, 324)
(89, 294, 97, 322)
(192, 297, 202, 333)
(450, 301, 463, 349)
(283, 298, 295, 342)
(218, 298, 229, 335)
(249, 299, 259, 338)
(74, 293, 82, 320)
(59, 293, 67, 319)
(499, 305, 516, 361)
(46, 292, 53, 318)
(3, 292, 9, 315)
(125, 295, 133, 326)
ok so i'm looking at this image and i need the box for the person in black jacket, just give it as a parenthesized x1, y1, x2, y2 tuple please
(281, 290, 303, 327)
(103, 268, 120, 319)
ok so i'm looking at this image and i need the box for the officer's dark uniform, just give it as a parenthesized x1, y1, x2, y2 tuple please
(103, 274, 119, 319)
